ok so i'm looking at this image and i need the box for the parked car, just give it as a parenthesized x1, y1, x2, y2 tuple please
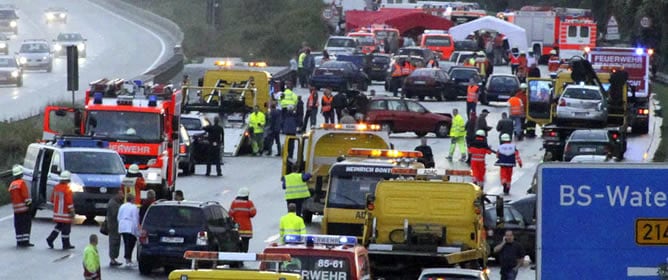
(178, 124, 196, 176)
(365, 97, 452, 138)
(17, 39, 53, 72)
(397, 46, 437, 64)
(324, 36, 358, 57)
(180, 113, 210, 138)
(448, 66, 481, 99)
(310, 60, 369, 92)
(53, 32, 87, 57)
(138, 200, 241, 275)
(0, 55, 22, 87)
(484, 202, 536, 262)
(402, 68, 454, 101)
(366, 53, 391, 81)
(563, 129, 614, 162)
(483, 73, 520, 103)
(556, 85, 607, 126)
(419, 268, 490, 280)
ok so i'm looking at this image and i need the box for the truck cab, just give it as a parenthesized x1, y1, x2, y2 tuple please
(168, 251, 301, 280)
(419, 30, 455, 60)
(261, 234, 372, 280)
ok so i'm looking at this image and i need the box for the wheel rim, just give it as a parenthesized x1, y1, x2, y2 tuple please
(437, 124, 449, 136)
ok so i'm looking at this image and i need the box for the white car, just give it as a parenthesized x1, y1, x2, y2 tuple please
(324, 36, 358, 57)
(569, 154, 611, 163)
(418, 268, 490, 280)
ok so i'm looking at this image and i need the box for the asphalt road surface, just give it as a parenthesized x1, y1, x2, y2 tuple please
(0, 0, 171, 122)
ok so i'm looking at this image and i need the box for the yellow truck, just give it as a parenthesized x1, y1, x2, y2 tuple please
(181, 66, 272, 156)
(282, 123, 391, 223)
(168, 251, 301, 280)
(362, 168, 499, 279)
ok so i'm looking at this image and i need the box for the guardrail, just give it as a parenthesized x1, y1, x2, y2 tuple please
(0, 169, 11, 180)
(656, 72, 668, 85)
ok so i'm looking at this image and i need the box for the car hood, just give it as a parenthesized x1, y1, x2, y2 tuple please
(71, 173, 125, 188)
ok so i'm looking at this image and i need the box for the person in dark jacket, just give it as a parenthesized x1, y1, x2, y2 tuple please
(304, 51, 315, 85)
(475, 109, 492, 136)
(264, 102, 282, 156)
(496, 112, 514, 144)
(528, 63, 541, 78)
(465, 111, 478, 165)
(282, 106, 298, 158)
(414, 137, 435, 168)
(203, 117, 224, 176)
(296, 96, 304, 132)
(106, 189, 123, 266)
(139, 189, 156, 225)
(332, 91, 348, 123)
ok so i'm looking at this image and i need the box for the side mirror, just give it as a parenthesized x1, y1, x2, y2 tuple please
(365, 194, 375, 210)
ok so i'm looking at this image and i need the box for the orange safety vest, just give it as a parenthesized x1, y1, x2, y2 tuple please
(307, 92, 318, 108)
(509, 54, 520, 65)
(508, 96, 524, 116)
(52, 182, 74, 224)
(548, 55, 560, 72)
(321, 95, 333, 112)
(401, 63, 412, 75)
(8, 179, 30, 214)
(229, 199, 257, 238)
(467, 85, 479, 102)
(468, 146, 492, 162)
(122, 176, 145, 205)
(391, 63, 402, 77)
(518, 56, 528, 68)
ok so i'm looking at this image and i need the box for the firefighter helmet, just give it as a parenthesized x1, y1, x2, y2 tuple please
(476, 130, 485, 136)
(550, 49, 557, 55)
(501, 134, 511, 142)
(237, 187, 250, 197)
(128, 164, 140, 174)
(60, 170, 72, 181)
(520, 83, 528, 89)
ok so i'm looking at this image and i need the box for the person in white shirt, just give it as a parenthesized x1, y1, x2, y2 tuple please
(117, 193, 140, 266)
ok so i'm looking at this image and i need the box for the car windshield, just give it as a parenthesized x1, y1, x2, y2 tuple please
(490, 76, 518, 87)
(412, 69, 438, 77)
(85, 110, 163, 142)
(0, 10, 17, 19)
(354, 36, 375, 46)
(181, 118, 205, 130)
(0, 57, 17, 67)
(20, 43, 49, 53)
(425, 36, 452, 47)
(144, 206, 205, 227)
(265, 255, 350, 279)
(563, 88, 602, 100)
(57, 33, 83, 41)
(420, 273, 480, 280)
(451, 70, 476, 80)
(63, 151, 126, 174)
(327, 38, 356, 48)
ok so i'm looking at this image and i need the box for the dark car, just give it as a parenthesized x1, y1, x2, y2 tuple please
(138, 200, 241, 275)
(484, 203, 536, 262)
(366, 53, 391, 81)
(0, 55, 22, 87)
(398, 47, 437, 64)
(310, 60, 369, 92)
(563, 129, 614, 162)
(448, 66, 481, 99)
(178, 124, 196, 176)
(53, 32, 87, 57)
(365, 97, 452, 138)
(0, 6, 19, 35)
(454, 40, 478, 52)
(402, 68, 454, 101)
(510, 194, 536, 227)
(483, 74, 519, 103)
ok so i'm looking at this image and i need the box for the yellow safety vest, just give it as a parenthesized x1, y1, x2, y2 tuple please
(280, 89, 298, 108)
(249, 112, 265, 134)
(298, 53, 306, 68)
(284, 173, 310, 200)
(279, 212, 306, 241)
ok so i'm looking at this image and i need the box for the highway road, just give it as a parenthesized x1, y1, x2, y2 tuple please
(0, 0, 172, 122)
(0, 56, 662, 279)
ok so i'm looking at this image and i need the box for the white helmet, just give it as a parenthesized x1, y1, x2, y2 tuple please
(476, 130, 486, 136)
(128, 164, 140, 174)
(550, 49, 557, 55)
(126, 128, 136, 135)
(237, 187, 250, 197)
(12, 165, 23, 176)
(519, 83, 528, 89)
(60, 170, 72, 181)
(476, 51, 485, 57)
(501, 134, 511, 142)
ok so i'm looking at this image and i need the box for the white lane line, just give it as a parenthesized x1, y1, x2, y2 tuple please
(264, 234, 279, 243)
(86, 1, 167, 73)
(627, 266, 658, 276)
(0, 214, 13, 222)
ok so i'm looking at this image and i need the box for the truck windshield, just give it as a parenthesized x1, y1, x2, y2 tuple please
(64, 151, 126, 174)
(328, 167, 396, 209)
(327, 38, 356, 48)
(85, 111, 162, 142)
(425, 36, 452, 47)
(266, 256, 351, 280)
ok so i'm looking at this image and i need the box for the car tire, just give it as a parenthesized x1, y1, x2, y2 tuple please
(138, 257, 153, 275)
(435, 122, 450, 138)
(415, 131, 427, 137)
(381, 122, 392, 135)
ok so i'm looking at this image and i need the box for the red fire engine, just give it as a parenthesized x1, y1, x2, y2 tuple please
(43, 78, 182, 199)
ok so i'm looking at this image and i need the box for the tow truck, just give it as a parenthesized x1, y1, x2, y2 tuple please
(362, 167, 501, 279)
(322, 148, 425, 238)
(261, 234, 371, 280)
(43, 78, 182, 199)
(526, 56, 630, 161)
(168, 251, 301, 280)
(181, 62, 271, 156)
(282, 123, 392, 224)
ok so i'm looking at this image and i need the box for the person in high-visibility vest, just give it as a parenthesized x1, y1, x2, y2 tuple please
(229, 187, 256, 252)
(249, 105, 266, 155)
(508, 48, 520, 74)
(280, 80, 298, 112)
(279, 203, 306, 243)
(298, 49, 308, 88)
(495, 134, 523, 195)
(281, 170, 312, 217)
(121, 164, 145, 206)
(508, 90, 525, 140)
(468, 130, 495, 189)
(83, 234, 101, 280)
(389, 60, 403, 97)
(302, 86, 318, 130)
(547, 49, 560, 76)
(321, 88, 334, 124)
(9, 165, 33, 247)
(447, 108, 467, 162)
(46, 171, 76, 250)
(474, 51, 491, 78)
(466, 78, 479, 115)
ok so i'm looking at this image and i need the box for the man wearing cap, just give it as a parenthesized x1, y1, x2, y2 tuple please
(279, 203, 306, 243)
(468, 130, 495, 189)
(229, 187, 256, 253)
(282, 167, 312, 217)
(8, 165, 34, 247)
(122, 164, 145, 205)
(46, 170, 76, 250)
(496, 134, 523, 195)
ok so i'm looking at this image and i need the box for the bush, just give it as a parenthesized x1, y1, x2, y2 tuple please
(0, 116, 43, 205)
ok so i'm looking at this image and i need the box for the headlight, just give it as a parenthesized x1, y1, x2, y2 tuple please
(0, 43, 5, 49)
(69, 183, 84, 193)
(59, 13, 66, 19)
(10, 20, 16, 27)
(19, 57, 26, 64)
(77, 43, 85, 50)
(42, 56, 48, 60)
(147, 172, 159, 181)
(54, 44, 62, 51)
(46, 13, 55, 20)
(11, 70, 19, 78)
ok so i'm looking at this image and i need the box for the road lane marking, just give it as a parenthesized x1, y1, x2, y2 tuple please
(0, 214, 12, 222)
(53, 254, 74, 262)
(264, 234, 279, 243)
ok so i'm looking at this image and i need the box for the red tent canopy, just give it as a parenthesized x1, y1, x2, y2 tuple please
(345, 9, 454, 37)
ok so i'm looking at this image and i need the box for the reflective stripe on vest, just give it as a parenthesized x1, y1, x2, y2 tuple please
(467, 85, 479, 102)
(284, 173, 310, 200)
(9, 181, 30, 213)
(391, 64, 402, 77)
(322, 95, 333, 112)
(280, 89, 298, 107)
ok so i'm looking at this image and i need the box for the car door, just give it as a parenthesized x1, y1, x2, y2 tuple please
(405, 100, 431, 132)
(46, 151, 63, 205)
(526, 78, 554, 125)
(386, 100, 409, 131)
(31, 147, 54, 209)
(367, 99, 389, 123)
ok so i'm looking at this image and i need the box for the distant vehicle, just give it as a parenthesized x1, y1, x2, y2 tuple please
(418, 268, 490, 280)
(555, 85, 607, 126)
(180, 114, 210, 138)
(310, 60, 369, 92)
(324, 36, 359, 57)
(177, 124, 196, 176)
(402, 67, 454, 101)
(366, 53, 391, 81)
(53, 32, 87, 58)
(483, 74, 520, 103)
(17, 39, 53, 72)
(447, 66, 481, 99)
(419, 30, 455, 60)
(563, 129, 614, 162)
(347, 32, 377, 54)
(454, 40, 478, 52)
(138, 200, 241, 275)
(439, 50, 476, 72)
(398, 46, 437, 63)
(0, 6, 18, 35)
(0, 55, 22, 87)
(365, 97, 452, 137)
(0, 33, 8, 54)
(44, 7, 68, 24)
(569, 154, 611, 163)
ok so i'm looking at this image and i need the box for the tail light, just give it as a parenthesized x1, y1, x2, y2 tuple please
(611, 132, 619, 140)
(638, 108, 649, 115)
(139, 229, 148, 244)
(179, 143, 186, 154)
(558, 99, 566, 107)
(196, 231, 208, 246)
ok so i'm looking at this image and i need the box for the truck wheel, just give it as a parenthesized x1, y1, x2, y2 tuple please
(302, 210, 313, 224)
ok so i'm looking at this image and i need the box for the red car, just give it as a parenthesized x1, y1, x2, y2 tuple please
(365, 97, 452, 138)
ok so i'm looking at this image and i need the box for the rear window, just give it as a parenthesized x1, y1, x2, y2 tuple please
(562, 88, 602, 100)
(412, 69, 437, 77)
(369, 100, 387, 110)
(424, 36, 452, 47)
(0, 10, 17, 19)
(570, 130, 609, 141)
(372, 56, 390, 63)
(327, 38, 356, 48)
(420, 273, 480, 280)
(181, 117, 204, 130)
(490, 76, 518, 87)
(265, 255, 351, 280)
(398, 49, 425, 57)
(451, 70, 477, 80)
(144, 206, 206, 227)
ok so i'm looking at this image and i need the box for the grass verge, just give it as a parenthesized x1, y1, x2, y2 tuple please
(0, 116, 43, 205)
(652, 83, 668, 162)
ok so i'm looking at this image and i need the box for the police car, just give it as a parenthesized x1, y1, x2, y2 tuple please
(22, 138, 126, 219)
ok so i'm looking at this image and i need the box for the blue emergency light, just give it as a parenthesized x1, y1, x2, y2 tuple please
(635, 48, 644, 55)
(93, 92, 104, 104)
(148, 95, 158, 107)
(133, 80, 143, 87)
(57, 139, 109, 148)
(284, 234, 357, 246)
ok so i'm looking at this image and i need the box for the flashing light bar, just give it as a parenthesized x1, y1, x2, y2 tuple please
(348, 148, 423, 159)
(56, 139, 109, 149)
(320, 123, 380, 131)
(183, 251, 291, 262)
(117, 95, 134, 105)
(648, 49, 654, 56)
(214, 60, 234, 67)
(248, 61, 268, 67)
(390, 168, 472, 177)
(283, 234, 357, 246)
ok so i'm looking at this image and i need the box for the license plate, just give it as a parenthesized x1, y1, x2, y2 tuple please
(636, 218, 668, 245)
(161, 236, 184, 243)
(574, 112, 588, 116)
(499, 95, 509, 99)
(579, 147, 596, 152)
(94, 203, 107, 208)
(372, 67, 382, 71)
(414, 81, 426, 85)
(324, 72, 333, 75)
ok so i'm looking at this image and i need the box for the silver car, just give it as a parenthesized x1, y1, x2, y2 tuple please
(419, 268, 490, 280)
(324, 36, 358, 57)
(0, 55, 22, 87)
(53, 32, 87, 57)
(556, 85, 607, 125)
(17, 39, 53, 72)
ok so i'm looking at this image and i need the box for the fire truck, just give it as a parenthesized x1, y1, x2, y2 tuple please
(43, 78, 182, 199)
(510, 6, 597, 63)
